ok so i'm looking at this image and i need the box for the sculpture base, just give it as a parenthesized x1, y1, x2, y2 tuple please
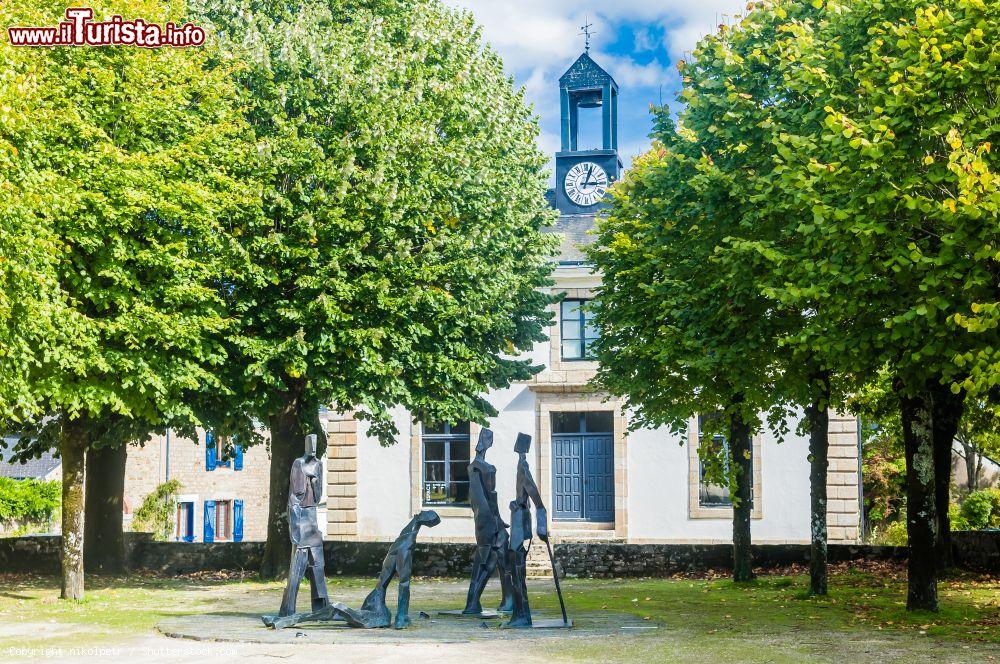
(261, 605, 339, 630)
(502, 618, 573, 629)
(329, 601, 392, 629)
(436, 609, 502, 619)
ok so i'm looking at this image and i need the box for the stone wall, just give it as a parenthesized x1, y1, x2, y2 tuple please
(826, 413, 862, 543)
(3, 531, 996, 577)
(0, 534, 61, 573)
(551, 542, 908, 578)
(953, 530, 1000, 572)
(325, 413, 359, 539)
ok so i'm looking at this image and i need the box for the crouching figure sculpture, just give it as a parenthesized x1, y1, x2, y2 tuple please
(331, 510, 441, 629)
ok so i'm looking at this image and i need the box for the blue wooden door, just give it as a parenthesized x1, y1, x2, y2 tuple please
(552, 432, 614, 522)
(552, 435, 584, 520)
(584, 435, 615, 521)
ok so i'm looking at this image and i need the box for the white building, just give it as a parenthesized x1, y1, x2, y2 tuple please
(320, 52, 863, 547)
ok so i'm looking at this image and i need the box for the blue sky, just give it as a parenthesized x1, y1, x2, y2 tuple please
(447, 0, 749, 181)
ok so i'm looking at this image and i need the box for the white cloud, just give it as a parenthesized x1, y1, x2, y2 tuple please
(593, 52, 671, 88)
(445, 0, 750, 70)
(442, 0, 750, 183)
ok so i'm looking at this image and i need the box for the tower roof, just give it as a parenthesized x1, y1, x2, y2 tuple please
(559, 52, 617, 91)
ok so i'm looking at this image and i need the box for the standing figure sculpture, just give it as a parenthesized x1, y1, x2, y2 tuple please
(506, 432, 548, 627)
(331, 510, 441, 629)
(461, 428, 514, 615)
(262, 434, 330, 628)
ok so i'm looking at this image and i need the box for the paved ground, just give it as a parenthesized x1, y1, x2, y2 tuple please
(158, 609, 654, 644)
(1, 569, 997, 663)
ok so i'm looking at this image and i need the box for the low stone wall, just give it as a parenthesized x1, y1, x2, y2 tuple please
(134, 538, 265, 575)
(132, 539, 474, 576)
(1, 531, 995, 577)
(551, 542, 909, 578)
(952, 530, 1000, 572)
(0, 534, 61, 574)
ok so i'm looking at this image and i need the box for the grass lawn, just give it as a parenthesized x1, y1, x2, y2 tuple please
(0, 563, 996, 663)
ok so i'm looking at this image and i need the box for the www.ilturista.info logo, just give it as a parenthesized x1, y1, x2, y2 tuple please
(7, 7, 205, 48)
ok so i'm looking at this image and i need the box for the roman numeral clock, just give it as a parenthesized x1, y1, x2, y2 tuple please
(553, 50, 623, 216)
(564, 161, 609, 207)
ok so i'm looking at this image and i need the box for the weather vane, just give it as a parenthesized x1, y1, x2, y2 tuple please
(580, 17, 595, 53)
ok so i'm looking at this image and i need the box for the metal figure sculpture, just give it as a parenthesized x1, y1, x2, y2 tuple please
(461, 428, 514, 615)
(331, 510, 441, 629)
(261, 434, 329, 628)
(505, 432, 548, 627)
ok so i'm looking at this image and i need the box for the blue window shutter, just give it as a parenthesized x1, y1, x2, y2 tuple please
(234, 443, 244, 471)
(205, 432, 217, 471)
(233, 499, 244, 542)
(203, 500, 216, 542)
(184, 503, 194, 542)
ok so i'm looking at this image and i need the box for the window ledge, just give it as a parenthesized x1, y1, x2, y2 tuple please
(422, 506, 471, 518)
(690, 506, 763, 520)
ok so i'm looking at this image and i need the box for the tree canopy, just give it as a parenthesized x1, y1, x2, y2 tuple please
(194, 0, 557, 438)
(589, 0, 1000, 609)
(191, 0, 557, 575)
(0, 0, 257, 598)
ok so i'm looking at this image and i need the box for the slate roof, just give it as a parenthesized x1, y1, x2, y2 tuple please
(542, 194, 598, 264)
(0, 437, 60, 479)
(559, 51, 618, 90)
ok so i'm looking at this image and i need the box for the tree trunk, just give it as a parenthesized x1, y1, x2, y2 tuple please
(60, 414, 89, 600)
(84, 444, 128, 575)
(974, 452, 983, 492)
(729, 409, 755, 583)
(898, 386, 938, 612)
(959, 438, 977, 491)
(929, 383, 963, 571)
(261, 383, 307, 580)
(807, 382, 831, 596)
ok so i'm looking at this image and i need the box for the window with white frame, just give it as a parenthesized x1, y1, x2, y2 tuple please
(560, 299, 598, 361)
(175, 501, 194, 542)
(214, 500, 232, 540)
(421, 422, 471, 506)
(697, 414, 754, 508)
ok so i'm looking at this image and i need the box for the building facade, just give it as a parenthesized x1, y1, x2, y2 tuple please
(320, 52, 863, 547)
(123, 428, 273, 542)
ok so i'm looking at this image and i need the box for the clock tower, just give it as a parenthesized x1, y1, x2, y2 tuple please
(554, 50, 622, 215)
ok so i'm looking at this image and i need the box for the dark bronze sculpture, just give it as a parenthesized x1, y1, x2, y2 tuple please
(261, 433, 330, 629)
(459, 428, 513, 615)
(331, 510, 441, 629)
(505, 432, 569, 628)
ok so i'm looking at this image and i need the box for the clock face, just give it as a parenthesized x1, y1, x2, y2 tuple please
(564, 162, 609, 207)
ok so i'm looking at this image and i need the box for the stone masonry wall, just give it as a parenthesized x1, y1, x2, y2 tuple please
(325, 413, 359, 540)
(4, 532, 997, 577)
(826, 413, 862, 543)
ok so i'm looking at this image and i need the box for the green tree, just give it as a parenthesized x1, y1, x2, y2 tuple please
(588, 131, 784, 583)
(588, 2, 856, 590)
(0, 0, 256, 599)
(745, 0, 1000, 610)
(955, 401, 1000, 492)
(664, 1, 850, 595)
(192, 0, 556, 577)
(9, 414, 155, 575)
(132, 479, 182, 541)
(0, 42, 63, 423)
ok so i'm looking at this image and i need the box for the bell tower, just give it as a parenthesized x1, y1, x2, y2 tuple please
(554, 50, 623, 215)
